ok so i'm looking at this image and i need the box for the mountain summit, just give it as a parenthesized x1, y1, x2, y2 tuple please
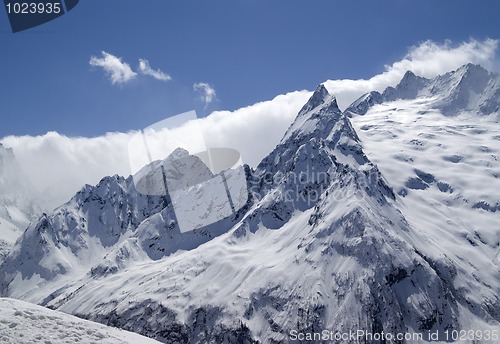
(347, 64, 500, 116)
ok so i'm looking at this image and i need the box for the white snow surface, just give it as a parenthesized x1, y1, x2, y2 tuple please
(0, 297, 161, 343)
(351, 98, 500, 276)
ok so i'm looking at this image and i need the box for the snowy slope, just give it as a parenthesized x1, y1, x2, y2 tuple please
(0, 172, 168, 300)
(1, 66, 499, 343)
(0, 149, 248, 302)
(350, 98, 500, 296)
(0, 297, 161, 344)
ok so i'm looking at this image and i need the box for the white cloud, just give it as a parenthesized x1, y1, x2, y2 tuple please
(193, 82, 216, 106)
(1, 132, 133, 210)
(324, 39, 498, 110)
(0, 91, 309, 209)
(198, 90, 310, 166)
(89, 51, 137, 85)
(138, 59, 172, 81)
(3, 39, 498, 209)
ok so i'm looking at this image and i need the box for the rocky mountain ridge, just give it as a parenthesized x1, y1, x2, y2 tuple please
(346, 63, 500, 116)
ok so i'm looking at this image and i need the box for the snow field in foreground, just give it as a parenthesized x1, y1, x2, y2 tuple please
(0, 298, 161, 344)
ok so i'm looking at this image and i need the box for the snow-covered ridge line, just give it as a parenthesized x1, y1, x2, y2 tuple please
(346, 63, 500, 117)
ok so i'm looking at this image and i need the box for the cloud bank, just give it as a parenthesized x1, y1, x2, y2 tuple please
(89, 51, 137, 85)
(1, 91, 309, 210)
(4, 39, 498, 210)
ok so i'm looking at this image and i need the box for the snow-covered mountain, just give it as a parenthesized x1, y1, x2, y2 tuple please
(0, 144, 42, 259)
(0, 66, 499, 343)
(346, 63, 500, 117)
(0, 148, 248, 301)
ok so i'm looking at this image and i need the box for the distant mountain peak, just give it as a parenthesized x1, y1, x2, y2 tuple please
(345, 91, 383, 116)
(167, 147, 190, 160)
(383, 70, 429, 101)
(279, 84, 341, 145)
(454, 63, 491, 86)
(258, 83, 379, 197)
(401, 70, 417, 79)
(297, 84, 335, 115)
(310, 83, 329, 102)
(460, 62, 488, 73)
(349, 63, 500, 117)
(398, 70, 428, 85)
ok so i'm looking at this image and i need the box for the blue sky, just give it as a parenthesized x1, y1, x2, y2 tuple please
(1, 0, 500, 137)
